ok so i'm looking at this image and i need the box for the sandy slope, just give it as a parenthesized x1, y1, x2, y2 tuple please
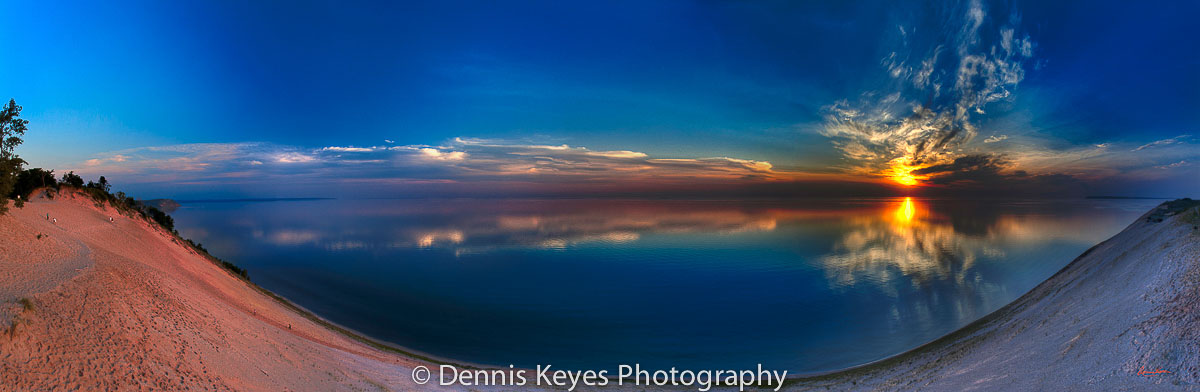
(0, 189, 451, 391)
(789, 200, 1200, 391)
(2, 189, 1197, 391)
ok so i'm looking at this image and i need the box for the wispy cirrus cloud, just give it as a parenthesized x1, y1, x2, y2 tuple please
(983, 135, 1008, 143)
(820, 0, 1034, 184)
(1133, 135, 1191, 151)
(813, 0, 1199, 196)
(66, 137, 851, 197)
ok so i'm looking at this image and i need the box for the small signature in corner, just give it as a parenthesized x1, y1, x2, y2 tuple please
(1138, 366, 1172, 377)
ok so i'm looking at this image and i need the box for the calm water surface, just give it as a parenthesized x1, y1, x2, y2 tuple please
(172, 197, 1157, 373)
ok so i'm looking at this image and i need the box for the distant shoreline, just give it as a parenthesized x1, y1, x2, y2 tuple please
(176, 197, 336, 204)
(1085, 195, 1173, 200)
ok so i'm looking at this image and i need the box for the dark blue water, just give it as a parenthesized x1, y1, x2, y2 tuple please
(171, 197, 1157, 373)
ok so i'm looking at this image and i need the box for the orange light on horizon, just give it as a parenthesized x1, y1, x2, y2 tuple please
(892, 172, 920, 186)
(887, 161, 928, 187)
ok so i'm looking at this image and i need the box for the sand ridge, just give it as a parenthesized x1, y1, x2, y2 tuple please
(0, 189, 454, 391)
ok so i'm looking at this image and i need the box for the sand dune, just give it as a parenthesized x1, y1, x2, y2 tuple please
(2, 189, 1197, 391)
(0, 189, 451, 391)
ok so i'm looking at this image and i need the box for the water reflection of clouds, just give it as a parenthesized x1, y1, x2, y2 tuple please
(823, 198, 1137, 288)
(225, 199, 1132, 281)
(222, 202, 805, 253)
(353, 202, 809, 253)
(811, 197, 1149, 337)
(822, 198, 984, 289)
(400, 209, 785, 253)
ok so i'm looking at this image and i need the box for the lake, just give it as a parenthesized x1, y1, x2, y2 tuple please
(171, 197, 1158, 373)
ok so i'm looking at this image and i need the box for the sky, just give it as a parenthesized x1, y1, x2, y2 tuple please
(2, 0, 1197, 199)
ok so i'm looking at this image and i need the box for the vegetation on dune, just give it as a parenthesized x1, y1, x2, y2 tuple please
(1, 99, 29, 214)
(11, 167, 58, 204)
(1146, 198, 1200, 223)
(18, 298, 34, 312)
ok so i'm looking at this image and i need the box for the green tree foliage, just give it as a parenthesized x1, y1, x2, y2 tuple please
(145, 206, 175, 232)
(1, 99, 29, 214)
(60, 171, 84, 187)
(85, 176, 110, 193)
(10, 168, 57, 203)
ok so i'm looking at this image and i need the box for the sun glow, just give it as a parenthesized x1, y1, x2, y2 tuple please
(885, 159, 929, 187)
(892, 171, 920, 186)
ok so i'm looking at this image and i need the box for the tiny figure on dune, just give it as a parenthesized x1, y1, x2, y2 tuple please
(109, 216, 114, 223)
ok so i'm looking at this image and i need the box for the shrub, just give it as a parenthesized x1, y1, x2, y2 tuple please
(221, 261, 250, 279)
(144, 206, 175, 232)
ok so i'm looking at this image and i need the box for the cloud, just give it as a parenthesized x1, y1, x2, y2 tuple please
(321, 146, 374, 152)
(1133, 135, 1190, 151)
(983, 135, 1008, 143)
(417, 148, 467, 161)
(436, 138, 784, 181)
(906, 153, 1086, 196)
(273, 152, 318, 163)
(1156, 160, 1188, 169)
(821, 0, 1034, 178)
(66, 138, 842, 197)
(1005, 134, 1199, 180)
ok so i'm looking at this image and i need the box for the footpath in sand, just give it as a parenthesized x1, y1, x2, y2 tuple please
(0, 189, 450, 391)
(1, 188, 1198, 391)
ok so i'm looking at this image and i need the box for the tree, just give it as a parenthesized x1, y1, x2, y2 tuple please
(87, 175, 111, 192)
(11, 168, 56, 201)
(61, 171, 84, 187)
(145, 206, 175, 232)
(0, 99, 29, 214)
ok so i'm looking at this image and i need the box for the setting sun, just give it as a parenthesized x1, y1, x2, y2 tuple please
(886, 160, 928, 187)
(892, 171, 920, 186)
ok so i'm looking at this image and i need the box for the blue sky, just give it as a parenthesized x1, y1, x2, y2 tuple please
(2, 0, 1197, 198)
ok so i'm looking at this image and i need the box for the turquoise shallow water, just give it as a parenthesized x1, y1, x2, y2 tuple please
(171, 197, 1158, 373)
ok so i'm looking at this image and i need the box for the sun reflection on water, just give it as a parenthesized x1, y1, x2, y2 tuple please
(894, 197, 917, 223)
